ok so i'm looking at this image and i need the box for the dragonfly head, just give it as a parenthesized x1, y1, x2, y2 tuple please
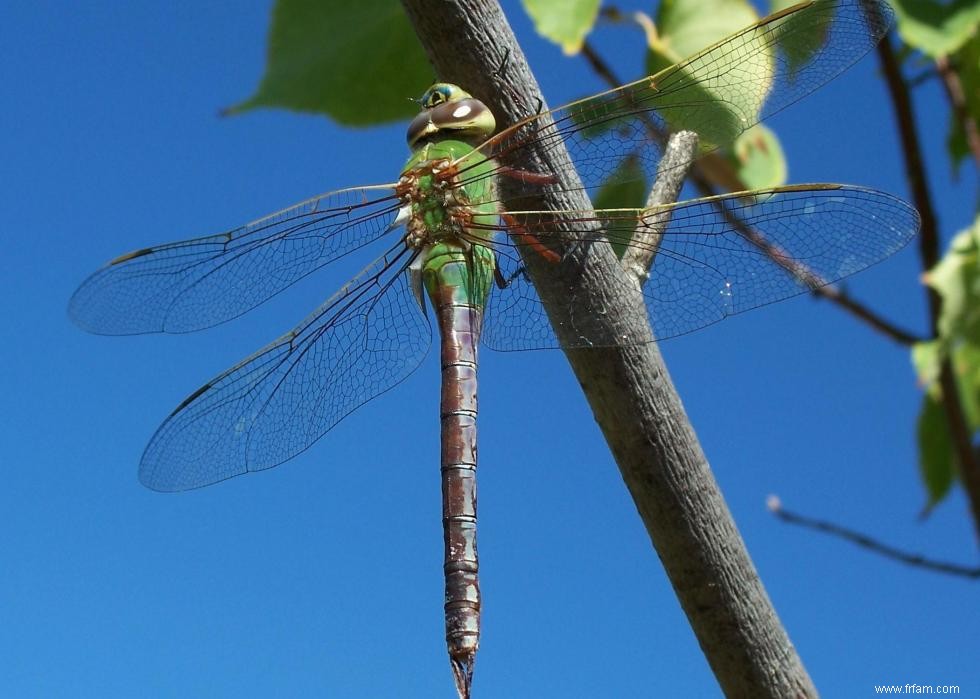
(407, 83, 496, 148)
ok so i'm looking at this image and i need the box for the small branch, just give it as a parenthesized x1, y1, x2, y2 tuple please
(906, 67, 938, 89)
(767, 496, 980, 579)
(580, 41, 621, 92)
(622, 130, 699, 278)
(936, 55, 980, 170)
(809, 284, 924, 346)
(875, 34, 941, 316)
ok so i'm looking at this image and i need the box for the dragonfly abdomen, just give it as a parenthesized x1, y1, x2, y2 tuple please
(422, 243, 495, 699)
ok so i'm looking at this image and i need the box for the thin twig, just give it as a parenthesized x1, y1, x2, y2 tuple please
(936, 55, 980, 170)
(623, 130, 699, 279)
(807, 284, 923, 346)
(580, 41, 621, 93)
(906, 67, 937, 89)
(768, 496, 980, 579)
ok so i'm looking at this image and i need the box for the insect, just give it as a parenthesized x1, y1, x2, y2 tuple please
(69, 1, 918, 696)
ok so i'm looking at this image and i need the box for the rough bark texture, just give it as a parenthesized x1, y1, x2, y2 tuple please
(624, 130, 700, 278)
(399, 1, 817, 697)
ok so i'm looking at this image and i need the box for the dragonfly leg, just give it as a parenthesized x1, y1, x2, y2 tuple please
(496, 166, 557, 185)
(492, 47, 510, 78)
(500, 212, 560, 264)
(492, 54, 544, 118)
(493, 263, 513, 290)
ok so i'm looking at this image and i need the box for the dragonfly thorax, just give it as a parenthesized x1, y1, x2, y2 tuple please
(397, 85, 501, 252)
(397, 135, 500, 251)
(396, 157, 477, 250)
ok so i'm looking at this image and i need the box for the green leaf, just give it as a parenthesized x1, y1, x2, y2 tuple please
(522, 0, 600, 55)
(924, 215, 980, 343)
(913, 340, 980, 513)
(947, 110, 970, 171)
(912, 339, 943, 387)
(728, 124, 787, 190)
(643, 0, 762, 151)
(592, 155, 648, 258)
(772, 1, 834, 77)
(641, 1, 828, 155)
(917, 393, 956, 513)
(646, 0, 758, 75)
(226, 0, 432, 125)
(890, 0, 980, 58)
(916, 218, 980, 513)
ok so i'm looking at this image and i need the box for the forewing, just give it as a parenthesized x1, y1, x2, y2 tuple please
(139, 244, 430, 491)
(69, 185, 402, 335)
(466, 0, 892, 197)
(482, 185, 918, 350)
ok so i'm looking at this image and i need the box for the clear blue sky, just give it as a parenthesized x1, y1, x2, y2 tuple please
(2, 1, 976, 697)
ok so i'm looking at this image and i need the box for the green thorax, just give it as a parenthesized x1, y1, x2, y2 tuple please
(401, 139, 499, 244)
(406, 141, 497, 310)
(403, 84, 501, 312)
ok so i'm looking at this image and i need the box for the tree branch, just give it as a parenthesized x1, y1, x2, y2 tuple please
(876, 36, 941, 299)
(622, 130, 699, 279)
(768, 497, 980, 579)
(809, 284, 923, 346)
(400, 1, 816, 696)
(936, 55, 980, 170)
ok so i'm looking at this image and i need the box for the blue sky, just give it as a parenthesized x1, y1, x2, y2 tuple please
(2, 1, 977, 697)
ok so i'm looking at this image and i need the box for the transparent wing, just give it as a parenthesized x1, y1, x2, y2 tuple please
(481, 185, 918, 351)
(463, 0, 892, 197)
(139, 243, 430, 492)
(69, 185, 402, 335)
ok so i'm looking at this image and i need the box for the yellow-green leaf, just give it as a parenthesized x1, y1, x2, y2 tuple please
(728, 124, 787, 190)
(648, 0, 758, 72)
(924, 215, 980, 343)
(521, 0, 600, 55)
(916, 217, 980, 512)
(643, 1, 786, 154)
(912, 339, 942, 388)
(772, 1, 834, 77)
(891, 0, 980, 58)
(226, 0, 431, 125)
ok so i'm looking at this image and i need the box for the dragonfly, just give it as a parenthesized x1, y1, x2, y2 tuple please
(69, 1, 918, 697)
